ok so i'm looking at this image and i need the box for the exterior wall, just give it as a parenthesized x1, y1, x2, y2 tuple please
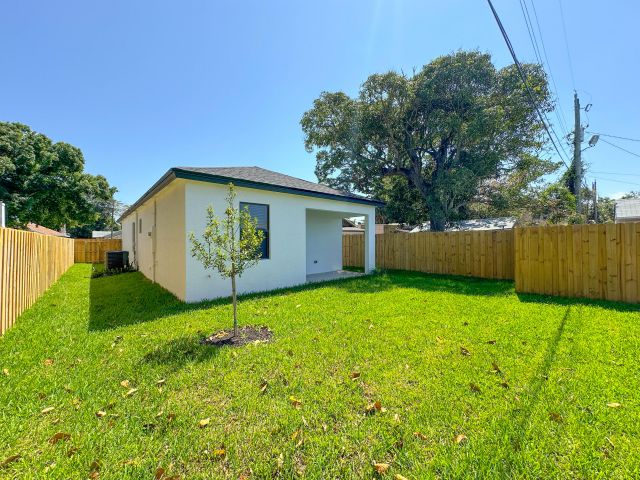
(184, 181, 375, 302)
(306, 210, 343, 275)
(120, 181, 186, 300)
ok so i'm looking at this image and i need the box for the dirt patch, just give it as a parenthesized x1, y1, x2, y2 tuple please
(200, 326, 273, 347)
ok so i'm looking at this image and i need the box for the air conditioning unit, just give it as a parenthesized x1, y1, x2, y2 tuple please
(105, 250, 129, 270)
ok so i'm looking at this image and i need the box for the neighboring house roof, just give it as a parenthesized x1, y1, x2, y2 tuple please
(615, 198, 640, 221)
(342, 218, 358, 228)
(92, 230, 122, 239)
(120, 166, 383, 220)
(26, 223, 69, 237)
(409, 217, 517, 233)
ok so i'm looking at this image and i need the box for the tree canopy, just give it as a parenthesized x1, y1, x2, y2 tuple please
(0, 122, 118, 233)
(302, 51, 560, 230)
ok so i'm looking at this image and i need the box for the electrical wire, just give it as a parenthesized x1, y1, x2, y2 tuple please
(486, 0, 571, 168)
(586, 131, 640, 143)
(591, 170, 640, 178)
(557, 0, 576, 90)
(599, 138, 640, 159)
(517, 0, 571, 160)
(592, 177, 640, 187)
(528, 0, 570, 135)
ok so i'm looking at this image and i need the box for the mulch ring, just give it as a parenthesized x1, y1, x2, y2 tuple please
(200, 326, 273, 347)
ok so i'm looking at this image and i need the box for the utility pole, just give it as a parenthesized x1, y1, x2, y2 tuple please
(573, 92, 583, 214)
(592, 180, 598, 223)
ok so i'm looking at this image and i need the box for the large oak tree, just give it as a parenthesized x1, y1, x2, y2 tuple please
(302, 51, 559, 230)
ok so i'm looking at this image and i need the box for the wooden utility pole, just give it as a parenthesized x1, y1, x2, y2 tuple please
(573, 92, 583, 213)
(592, 180, 598, 223)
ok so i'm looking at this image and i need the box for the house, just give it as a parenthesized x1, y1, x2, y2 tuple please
(409, 217, 517, 233)
(92, 230, 122, 239)
(25, 223, 70, 237)
(615, 198, 640, 223)
(343, 222, 393, 235)
(120, 166, 381, 302)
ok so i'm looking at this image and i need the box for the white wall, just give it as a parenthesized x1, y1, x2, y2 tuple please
(184, 181, 376, 302)
(305, 210, 343, 275)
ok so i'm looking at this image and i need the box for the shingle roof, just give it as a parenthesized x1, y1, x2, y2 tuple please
(615, 198, 640, 219)
(176, 166, 372, 202)
(26, 223, 69, 237)
(120, 166, 382, 221)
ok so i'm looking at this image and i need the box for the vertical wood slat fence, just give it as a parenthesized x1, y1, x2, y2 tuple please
(343, 230, 515, 280)
(515, 224, 640, 303)
(0, 228, 74, 335)
(74, 238, 122, 263)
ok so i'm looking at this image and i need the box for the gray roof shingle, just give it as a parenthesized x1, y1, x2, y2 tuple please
(120, 166, 382, 220)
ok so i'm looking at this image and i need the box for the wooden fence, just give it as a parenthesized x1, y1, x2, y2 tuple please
(0, 228, 74, 335)
(515, 224, 640, 303)
(74, 238, 122, 263)
(343, 230, 515, 280)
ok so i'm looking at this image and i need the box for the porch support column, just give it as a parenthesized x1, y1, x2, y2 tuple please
(364, 212, 375, 273)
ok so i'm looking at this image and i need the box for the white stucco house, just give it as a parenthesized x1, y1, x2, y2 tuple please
(120, 166, 381, 302)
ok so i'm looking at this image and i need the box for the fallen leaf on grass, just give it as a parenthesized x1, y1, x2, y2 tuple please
(66, 447, 79, 457)
(373, 462, 389, 474)
(413, 432, 428, 441)
(365, 401, 386, 414)
(289, 396, 302, 409)
(607, 402, 622, 408)
(89, 459, 101, 478)
(198, 418, 210, 428)
(43, 359, 54, 366)
(95, 410, 106, 418)
(156, 379, 166, 386)
(469, 383, 481, 393)
(259, 381, 268, 393)
(155, 467, 166, 479)
(500, 381, 509, 389)
(2, 368, 8, 376)
(491, 362, 501, 373)
(120, 380, 130, 388)
(350, 372, 361, 380)
(460, 347, 471, 356)
(1, 455, 21, 467)
(487, 340, 497, 345)
(454, 434, 468, 444)
(48, 432, 71, 445)
(213, 448, 226, 458)
(394, 475, 409, 480)
(41, 406, 55, 414)
(123, 388, 138, 398)
(549, 412, 563, 423)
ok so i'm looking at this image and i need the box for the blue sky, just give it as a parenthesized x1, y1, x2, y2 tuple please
(2, 0, 639, 204)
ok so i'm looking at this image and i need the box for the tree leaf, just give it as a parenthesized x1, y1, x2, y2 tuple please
(549, 412, 563, 423)
(43, 358, 54, 366)
(155, 467, 166, 479)
(607, 402, 622, 408)
(487, 340, 497, 345)
(156, 379, 166, 386)
(1, 455, 21, 467)
(198, 418, 210, 428)
(460, 347, 471, 356)
(394, 475, 409, 480)
(95, 410, 107, 418)
(41, 406, 55, 414)
(120, 380, 130, 388)
(259, 381, 268, 393)
(48, 432, 71, 444)
(413, 432, 428, 441)
(454, 434, 468, 444)
(123, 388, 138, 398)
(289, 396, 302, 409)
(491, 362, 501, 373)
(350, 372, 361, 380)
(469, 383, 481, 393)
(373, 462, 390, 474)
(2, 368, 8, 376)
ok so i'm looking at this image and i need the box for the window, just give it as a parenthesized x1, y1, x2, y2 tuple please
(138, 218, 142, 234)
(240, 202, 269, 259)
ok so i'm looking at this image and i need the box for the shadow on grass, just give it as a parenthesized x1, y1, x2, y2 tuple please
(89, 269, 521, 332)
(141, 333, 222, 369)
(517, 291, 640, 313)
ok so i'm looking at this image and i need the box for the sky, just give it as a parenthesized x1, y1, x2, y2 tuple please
(2, 0, 639, 205)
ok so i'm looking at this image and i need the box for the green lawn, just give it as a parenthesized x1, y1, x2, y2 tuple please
(1, 264, 639, 479)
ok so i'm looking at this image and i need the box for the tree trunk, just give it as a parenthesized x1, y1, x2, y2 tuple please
(231, 273, 238, 337)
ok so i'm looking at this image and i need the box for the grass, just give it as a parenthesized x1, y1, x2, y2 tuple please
(1, 264, 639, 479)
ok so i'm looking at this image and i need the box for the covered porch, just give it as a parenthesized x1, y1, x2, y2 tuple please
(304, 207, 375, 283)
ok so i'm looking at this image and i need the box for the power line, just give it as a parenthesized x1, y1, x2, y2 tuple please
(591, 170, 640, 178)
(586, 131, 640, 143)
(557, 0, 576, 90)
(599, 138, 640, 159)
(485, 0, 571, 168)
(591, 177, 640, 188)
(528, 0, 571, 135)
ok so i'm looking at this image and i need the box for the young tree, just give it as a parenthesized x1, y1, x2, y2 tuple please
(301, 51, 558, 230)
(188, 184, 264, 337)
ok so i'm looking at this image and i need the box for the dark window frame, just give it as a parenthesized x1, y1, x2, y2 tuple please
(239, 201, 270, 260)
